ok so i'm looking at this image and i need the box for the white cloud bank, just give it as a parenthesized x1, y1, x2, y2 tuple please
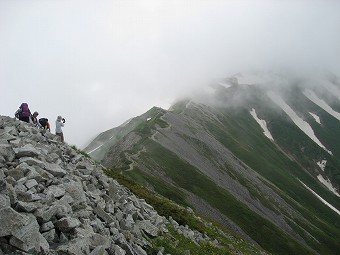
(1, 0, 340, 147)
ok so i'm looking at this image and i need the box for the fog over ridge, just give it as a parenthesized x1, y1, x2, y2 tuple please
(1, 0, 339, 147)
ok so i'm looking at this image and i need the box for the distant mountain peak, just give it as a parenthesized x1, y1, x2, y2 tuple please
(85, 72, 340, 255)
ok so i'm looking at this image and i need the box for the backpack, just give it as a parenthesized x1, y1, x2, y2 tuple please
(20, 103, 31, 118)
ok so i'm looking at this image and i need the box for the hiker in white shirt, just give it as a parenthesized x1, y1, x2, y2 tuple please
(55, 115, 65, 142)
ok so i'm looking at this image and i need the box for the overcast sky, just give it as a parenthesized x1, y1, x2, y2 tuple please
(1, 0, 340, 148)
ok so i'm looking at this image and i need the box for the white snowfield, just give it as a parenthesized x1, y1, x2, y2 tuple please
(317, 175, 340, 197)
(315, 160, 339, 197)
(304, 89, 340, 121)
(309, 112, 321, 124)
(299, 180, 340, 216)
(249, 108, 274, 141)
(87, 143, 104, 154)
(267, 91, 332, 155)
(317, 160, 327, 171)
(87, 135, 115, 154)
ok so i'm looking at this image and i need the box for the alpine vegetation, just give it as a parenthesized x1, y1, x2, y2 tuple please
(86, 72, 340, 255)
(0, 116, 268, 255)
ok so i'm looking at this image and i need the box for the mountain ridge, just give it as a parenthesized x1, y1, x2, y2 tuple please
(85, 73, 340, 255)
(0, 115, 270, 255)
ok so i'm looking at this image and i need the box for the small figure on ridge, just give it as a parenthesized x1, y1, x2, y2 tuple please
(39, 118, 50, 131)
(55, 115, 65, 142)
(31, 111, 39, 125)
(14, 103, 32, 123)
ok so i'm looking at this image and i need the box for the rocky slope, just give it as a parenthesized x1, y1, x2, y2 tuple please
(0, 116, 268, 255)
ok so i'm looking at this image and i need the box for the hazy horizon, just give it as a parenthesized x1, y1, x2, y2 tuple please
(1, 0, 339, 147)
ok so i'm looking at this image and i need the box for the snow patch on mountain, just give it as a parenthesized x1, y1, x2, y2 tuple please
(304, 89, 340, 121)
(87, 135, 117, 154)
(87, 143, 104, 154)
(249, 108, 274, 141)
(317, 175, 340, 197)
(317, 160, 327, 171)
(299, 180, 340, 215)
(309, 112, 321, 124)
(267, 91, 332, 155)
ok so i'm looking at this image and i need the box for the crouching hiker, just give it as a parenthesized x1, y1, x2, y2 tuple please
(55, 115, 65, 142)
(39, 118, 50, 131)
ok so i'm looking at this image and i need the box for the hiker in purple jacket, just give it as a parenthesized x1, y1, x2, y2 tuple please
(14, 103, 32, 123)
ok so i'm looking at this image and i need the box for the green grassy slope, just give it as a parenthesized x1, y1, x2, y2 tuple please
(107, 107, 339, 254)
(200, 107, 340, 254)
(93, 83, 340, 254)
(105, 170, 270, 255)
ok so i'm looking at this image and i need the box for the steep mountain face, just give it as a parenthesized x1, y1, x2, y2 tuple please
(0, 116, 267, 255)
(85, 73, 340, 255)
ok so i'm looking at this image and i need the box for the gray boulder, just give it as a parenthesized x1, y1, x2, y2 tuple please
(9, 214, 49, 253)
(55, 217, 81, 232)
(45, 163, 67, 177)
(55, 237, 90, 255)
(0, 194, 10, 208)
(90, 246, 108, 255)
(94, 206, 115, 224)
(24, 179, 38, 189)
(14, 144, 40, 158)
(15, 201, 40, 213)
(19, 157, 45, 169)
(0, 207, 28, 237)
(0, 144, 15, 162)
(44, 184, 66, 198)
(7, 168, 25, 181)
(89, 233, 111, 249)
(64, 180, 87, 203)
(136, 220, 159, 237)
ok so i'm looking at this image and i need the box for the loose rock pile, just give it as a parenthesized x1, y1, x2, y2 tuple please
(0, 116, 215, 255)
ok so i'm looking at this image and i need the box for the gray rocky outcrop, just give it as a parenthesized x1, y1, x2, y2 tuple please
(0, 116, 218, 255)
